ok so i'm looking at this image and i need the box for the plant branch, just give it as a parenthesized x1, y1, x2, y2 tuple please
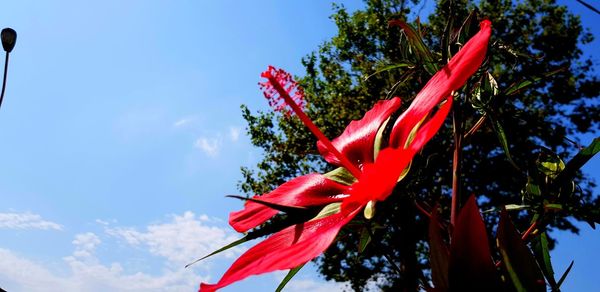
(463, 112, 487, 140)
(450, 96, 463, 226)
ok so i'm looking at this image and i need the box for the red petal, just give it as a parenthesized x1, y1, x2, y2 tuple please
(391, 20, 491, 148)
(407, 96, 452, 152)
(229, 173, 349, 232)
(346, 97, 453, 205)
(317, 97, 402, 168)
(346, 148, 409, 207)
(201, 205, 361, 292)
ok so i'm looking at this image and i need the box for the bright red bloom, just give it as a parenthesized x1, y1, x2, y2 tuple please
(200, 20, 492, 292)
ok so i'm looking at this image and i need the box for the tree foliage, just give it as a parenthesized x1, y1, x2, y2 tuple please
(238, 0, 599, 290)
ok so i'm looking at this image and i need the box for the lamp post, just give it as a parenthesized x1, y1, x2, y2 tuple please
(1, 27, 17, 109)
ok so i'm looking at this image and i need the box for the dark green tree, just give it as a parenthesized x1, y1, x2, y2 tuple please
(238, 0, 599, 290)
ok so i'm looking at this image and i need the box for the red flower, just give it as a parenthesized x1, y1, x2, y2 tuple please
(200, 20, 492, 292)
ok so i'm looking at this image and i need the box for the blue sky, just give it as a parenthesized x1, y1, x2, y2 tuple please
(0, 1, 597, 291)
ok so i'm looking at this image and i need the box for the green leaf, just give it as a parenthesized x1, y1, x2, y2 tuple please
(470, 72, 498, 110)
(531, 232, 557, 288)
(385, 70, 415, 100)
(504, 67, 565, 96)
(555, 260, 574, 291)
(364, 63, 413, 81)
(389, 19, 438, 75)
(373, 115, 412, 183)
(537, 152, 565, 179)
(500, 253, 527, 292)
(540, 161, 565, 175)
(552, 137, 600, 188)
(275, 264, 305, 292)
(373, 117, 390, 161)
(192, 209, 319, 267)
(544, 203, 563, 211)
(455, 9, 480, 45)
(505, 204, 530, 211)
(226, 195, 310, 214)
(496, 42, 543, 60)
(429, 205, 449, 291)
(358, 227, 372, 253)
(526, 179, 542, 196)
(185, 236, 249, 268)
(497, 210, 546, 292)
(188, 200, 338, 268)
(312, 202, 342, 220)
(324, 167, 357, 186)
(489, 113, 521, 171)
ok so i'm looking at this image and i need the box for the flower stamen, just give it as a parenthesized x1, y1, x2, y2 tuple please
(260, 66, 362, 179)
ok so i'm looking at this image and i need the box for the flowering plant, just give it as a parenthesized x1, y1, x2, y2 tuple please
(193, 10, 599, 292)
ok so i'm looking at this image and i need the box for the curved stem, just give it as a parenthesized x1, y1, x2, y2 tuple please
(414, 201, 431, 219)
(463, 112, 487, 140)
(0, 52, 9, 109)
(520, 220, 539, 242)
(450, 99, 463, 226)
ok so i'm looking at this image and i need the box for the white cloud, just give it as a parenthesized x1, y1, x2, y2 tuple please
(173, 116, 196, 128)
(0, 212, 241, 292)
(0, 212, 63, 231)
(95, 219, 110, 226)
(273, 271, 348, 292)
(229, 127, 241, 142)
(71, 232, 101, 259)
(106, 211, 240, 265)
(194, 137, 221, 157)
(0, 248, 74, 291)
(284, 278, 348, 292)
(0, 211, 358, 292)
(0, 243, 206, 292)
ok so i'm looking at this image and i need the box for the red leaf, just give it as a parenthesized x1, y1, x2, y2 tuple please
(429, 205, 449, 291)
(449, 195, 500, 291)
(497, 209, 546, 291)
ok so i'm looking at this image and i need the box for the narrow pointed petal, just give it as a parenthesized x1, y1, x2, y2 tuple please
(201, 205, 361, 292)
(318, 97, 402, 168)
(229, 173, 349, 232)
(391, 20, 491, 148)
(407, 96, 453, 153)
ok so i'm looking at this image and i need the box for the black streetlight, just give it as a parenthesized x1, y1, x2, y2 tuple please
(1, 27, 17, 109)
